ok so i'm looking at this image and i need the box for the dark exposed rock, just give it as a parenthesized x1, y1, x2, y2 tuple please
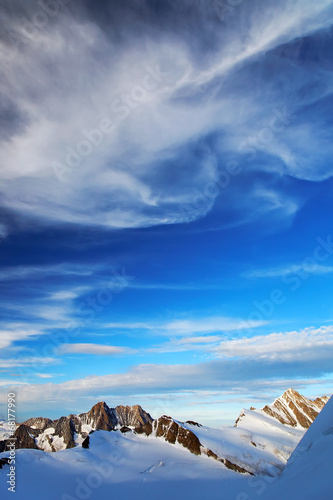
(82, 436, 89, 449)
(120, 426, 131, 433)
(135, 415, 202, 456)
(134, 422, 153, 436)
(204, 445, 253, 474)
(22, 417, 53, 431)
(53, 417, 76, 449)
(141, 416, 201, 456)
(176, 424, 201, 455)
(0, 457, 10, 469)
(223, 458, 254, 475)
(14, 424, 39, 449)
(116, 405, 153, 428)
(79, 402, 117, 431)
(186, 420, 202, 427)
(234, 412, 245, 427)
(206, 449, 218, 460)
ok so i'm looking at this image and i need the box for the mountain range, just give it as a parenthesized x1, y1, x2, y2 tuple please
(0, 388, 331, 499)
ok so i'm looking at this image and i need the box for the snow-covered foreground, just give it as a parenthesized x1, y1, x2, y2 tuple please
(0, 429, 253, 500)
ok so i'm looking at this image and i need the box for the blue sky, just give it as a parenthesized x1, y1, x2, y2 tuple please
(0, 0, 333, 425)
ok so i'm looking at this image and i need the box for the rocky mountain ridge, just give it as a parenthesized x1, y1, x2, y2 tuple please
(234, 388, 328, 429)
(0, 402, 153, 452)
(262, 388, 328, 428)
(0, 389, 329, 477)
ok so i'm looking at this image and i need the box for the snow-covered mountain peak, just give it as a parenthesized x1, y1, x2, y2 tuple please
(262, 388, 329, 428)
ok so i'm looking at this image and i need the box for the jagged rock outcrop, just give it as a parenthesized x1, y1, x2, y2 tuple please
(135, 416, 202, 455)
(79, 402, 118, 431)
(22, 417, 53, 430)
(77, 402, 153, 430)
(156, 416, 202, 455)
(186, 420, 202, 427)
(13, 424, 39, 449)
(262, 388, 329, 428)
(0, 402, 152, 453)
(52, 416, 77, 449)
(234, 388, 329, 430)
(115, 404, 153, 427)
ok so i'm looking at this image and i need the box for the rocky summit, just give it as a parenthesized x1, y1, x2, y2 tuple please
(261, 388, 329, 428)
(234, 388, 328, 430)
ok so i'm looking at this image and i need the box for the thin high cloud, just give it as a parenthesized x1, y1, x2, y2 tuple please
(0, 1, 332, 232)
(60, 343, 133, 356)
(0, 263, 95, 281)
(105, 316, 267, 336)
(0, 356, 59, 369)
(244, 264, 333, 278)
(148, 326, 333, 357)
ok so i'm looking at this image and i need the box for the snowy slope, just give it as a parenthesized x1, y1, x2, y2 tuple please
(267, 395, 333, 500)
(183, 411, 303, 476)
(0, 428, 251, 500)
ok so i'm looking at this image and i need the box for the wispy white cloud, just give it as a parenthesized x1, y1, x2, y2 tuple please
(244, 264, 333, 278)
(147, 326, 333, 357)
(35, 373, 59, 379)
(0, 357, 59, 369)
(60, 343, 133, 356)
(162, 317, 266, 335)
(0, 263, 94, 281)
(212, 326, 333, 361)
(105, 316, 267, 336)
(0, 0, 332, 232)
(0, 327, 48, 350)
